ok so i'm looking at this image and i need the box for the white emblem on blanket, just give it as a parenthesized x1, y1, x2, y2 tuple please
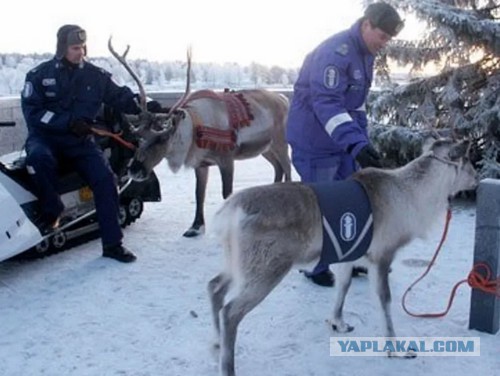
(340, 212, 356, 241)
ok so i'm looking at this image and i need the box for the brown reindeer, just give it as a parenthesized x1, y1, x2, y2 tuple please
(108, 38, 291, 237)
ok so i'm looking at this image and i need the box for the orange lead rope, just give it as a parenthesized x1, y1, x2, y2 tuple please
(90, 127, 136, 150)
(468, 263, 500, 297)
(401, 208, 500, 318)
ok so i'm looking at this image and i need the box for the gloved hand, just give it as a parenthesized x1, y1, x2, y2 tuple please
(134, 94, 164, 113)
(355, 144, 382, 168)
(69, 119, 93, 137)
(146, 100, 163, 113)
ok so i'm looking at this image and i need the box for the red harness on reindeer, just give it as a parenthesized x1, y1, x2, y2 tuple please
(182, 89, 254, 152)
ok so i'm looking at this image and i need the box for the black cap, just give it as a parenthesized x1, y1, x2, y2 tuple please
(364, 2, 404, 36)
(56, 24, 87, 59)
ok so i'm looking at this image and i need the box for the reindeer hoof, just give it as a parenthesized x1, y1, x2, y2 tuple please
(387, 349, 417, 359)
(331, 323, 354, 333)
(183, 226, 205, 237)
(183, 229, 200, 237)
(405, 349, 417, 359)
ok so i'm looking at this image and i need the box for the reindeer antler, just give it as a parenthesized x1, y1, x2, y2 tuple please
(167, 46, 193, 116)
(108, 36, 147, 112)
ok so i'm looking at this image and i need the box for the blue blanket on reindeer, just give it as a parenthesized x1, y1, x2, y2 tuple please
(307, 180, 373, 265)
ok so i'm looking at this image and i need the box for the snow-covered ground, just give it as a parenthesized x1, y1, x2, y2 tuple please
(0, 157, 498, 376)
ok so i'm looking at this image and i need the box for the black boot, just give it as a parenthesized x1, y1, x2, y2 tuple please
(352, 266, 368, 277)
(36, 214, 62, 235)
(305, 269, 335, 287)
(102, 243, 137, 263)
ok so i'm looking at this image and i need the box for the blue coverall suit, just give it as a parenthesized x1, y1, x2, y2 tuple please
(21, 58, 141, 248)
(286, 20, 375, 275)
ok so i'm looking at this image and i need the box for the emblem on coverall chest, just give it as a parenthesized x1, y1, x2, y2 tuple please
(42, 78, 56, 86)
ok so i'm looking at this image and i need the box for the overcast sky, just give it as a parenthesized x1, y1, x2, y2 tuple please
(1, 0, 421, 68)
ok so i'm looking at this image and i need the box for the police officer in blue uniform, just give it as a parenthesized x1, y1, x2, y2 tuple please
(287, 3, 404, 286)
(21, 24, 145, 262)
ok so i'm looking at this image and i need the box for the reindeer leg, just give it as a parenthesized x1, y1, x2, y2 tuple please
(208, 272, 232, 349)
(219, 161, 234, 199)
(370, 259, 416, 359)
(282, 154, 292, 182)
(267, 144, 292, 182)
(262, 150, 284, 182)
(372, 260, 395, 337)
(219, 262, 292, 376)
(330, 263, 355, 333)
(184, 166, 209, 237)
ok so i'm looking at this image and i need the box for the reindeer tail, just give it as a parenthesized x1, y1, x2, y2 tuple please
(212, 198, 247, 286)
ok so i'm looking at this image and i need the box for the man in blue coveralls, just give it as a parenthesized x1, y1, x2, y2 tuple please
(21, 24, 153, 262)
(287, 2, 404, 286)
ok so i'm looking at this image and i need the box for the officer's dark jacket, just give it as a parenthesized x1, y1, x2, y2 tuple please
(21, 58, 140, 136)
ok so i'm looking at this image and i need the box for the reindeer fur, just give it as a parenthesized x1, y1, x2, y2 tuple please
(128, 89, 291, 237)
(207, 139, 477, 376)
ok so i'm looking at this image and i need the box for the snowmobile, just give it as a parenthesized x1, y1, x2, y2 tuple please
(0, 110, 161, 262)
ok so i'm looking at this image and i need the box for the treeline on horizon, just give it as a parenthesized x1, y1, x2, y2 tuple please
(0, 52, 299, 96)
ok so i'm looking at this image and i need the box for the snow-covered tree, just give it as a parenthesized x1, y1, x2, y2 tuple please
(364, 0, 500, 178)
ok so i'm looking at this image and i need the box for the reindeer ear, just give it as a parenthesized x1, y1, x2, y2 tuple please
(430, 138, 454, 159)
(124, 114, 140, 125)
(171, 110, 185, 128)
(448, 140, 469, 161)
(421, 136, 436, 154)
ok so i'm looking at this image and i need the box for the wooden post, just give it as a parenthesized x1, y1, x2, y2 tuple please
(469, 179, 500, 334)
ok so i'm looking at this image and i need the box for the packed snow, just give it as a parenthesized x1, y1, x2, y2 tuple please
(0, 156, 498, 376)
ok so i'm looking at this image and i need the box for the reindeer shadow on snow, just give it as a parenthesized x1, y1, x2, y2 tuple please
(207, 138, 478, 376)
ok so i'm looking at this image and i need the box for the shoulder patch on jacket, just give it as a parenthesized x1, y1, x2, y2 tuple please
(323, 66, 339, 89)
(335, 43, 349, 56)
(22, 82, 33, 98)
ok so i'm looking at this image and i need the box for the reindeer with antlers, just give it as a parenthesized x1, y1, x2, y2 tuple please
(108, 38, 292, 237)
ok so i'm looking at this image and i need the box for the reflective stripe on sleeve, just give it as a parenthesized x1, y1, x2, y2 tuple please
(325, 113, 353, 135)
(40, 111, 54, 124)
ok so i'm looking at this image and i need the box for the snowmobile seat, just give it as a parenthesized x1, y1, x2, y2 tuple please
(2, 155, 87, 195)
